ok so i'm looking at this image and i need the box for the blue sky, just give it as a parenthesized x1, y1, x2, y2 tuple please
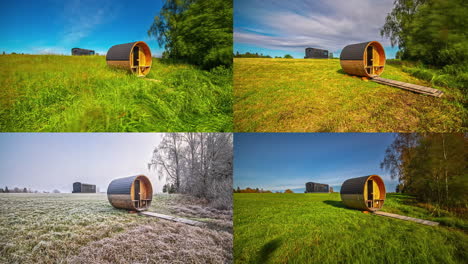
(0, 133, 162, 193)
(234, 133, 398, 193)
(234, 0, 399, 58)
(0, 0, 165, 56)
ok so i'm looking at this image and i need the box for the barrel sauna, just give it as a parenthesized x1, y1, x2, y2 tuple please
(107, 175, 153, 211)
(106, 41, 152, 77)
(340, 175, 386, 211)
(340, 41, 386, 78)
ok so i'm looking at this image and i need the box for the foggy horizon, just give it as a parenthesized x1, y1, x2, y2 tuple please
(0, 133, 163, 193)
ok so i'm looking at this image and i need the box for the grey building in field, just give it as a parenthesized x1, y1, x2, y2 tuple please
(305, 182, 329, 193)
(304, 48, 328, 59)
(71, 48, 95, 56)
(72, 182, 96, 193)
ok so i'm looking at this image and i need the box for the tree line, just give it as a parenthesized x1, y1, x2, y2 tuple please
(149, 133, 233, 209)
(381, 133, 466, 215)
(0, 186, 60, 193)
(381, 0, 467, 91)
(233, 187, 294, 193)
(148, 0, 232, 69)
(233, 52, 295, 59)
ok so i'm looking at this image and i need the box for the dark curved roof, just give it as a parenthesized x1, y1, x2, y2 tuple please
(340, 175, 370, 195)
(106, 42, 137, 61)
(72, 48, 93, 51)
(107, 175, 137, 194)
(340, 41, 371, 60)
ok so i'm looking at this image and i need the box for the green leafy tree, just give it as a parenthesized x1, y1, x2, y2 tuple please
(381, 133, 467, 213)
(284, 54, 293, 59)
(381, 0, 468, 66)
(148, 0, 232, 69)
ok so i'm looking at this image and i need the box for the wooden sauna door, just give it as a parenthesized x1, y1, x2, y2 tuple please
(367, 46, 373, 67)
(133, 46, 139, 67)
(134, 180, 140, 201)
(367, 179, 373, 208)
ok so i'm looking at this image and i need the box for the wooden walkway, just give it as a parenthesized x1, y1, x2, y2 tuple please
(139, 211, 205, 227)
(373, 211, 439, 226)
(372, 77, 443, 97)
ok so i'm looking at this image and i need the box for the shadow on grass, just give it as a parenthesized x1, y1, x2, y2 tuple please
(323, 200, 347, 209)
(256, 238, 282, 263)
(336, 69, 347, 75)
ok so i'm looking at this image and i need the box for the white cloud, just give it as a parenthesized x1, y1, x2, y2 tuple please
(235, 0, 395, 53)
(32, 46, 69, 55)
(236, 167, 398, 191)
(61, 0, 118, 44)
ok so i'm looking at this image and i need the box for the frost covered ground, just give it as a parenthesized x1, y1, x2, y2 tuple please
(0, 193, 232, 263)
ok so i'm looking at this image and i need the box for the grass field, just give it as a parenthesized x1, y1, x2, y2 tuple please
(234, 193, 467, 264)
(234, 58, 465, 132)
(0, 55, 232, 132)
(0, 193, 232, 263)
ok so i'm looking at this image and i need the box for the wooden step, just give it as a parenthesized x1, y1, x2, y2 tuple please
(139, 211, 205, 227)
(371, 77, 443, 97)
(373, 211, 439, 226)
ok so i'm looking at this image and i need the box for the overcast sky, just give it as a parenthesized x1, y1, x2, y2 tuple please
(0, 0, 164, 56)
(0, 133, 163, 193)
(234, 0, 398, 58)
(234, 133, 398, 193)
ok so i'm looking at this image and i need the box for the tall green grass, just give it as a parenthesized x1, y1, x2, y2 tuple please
(234, 193, 467, 264)
(0, 55, 232, 132)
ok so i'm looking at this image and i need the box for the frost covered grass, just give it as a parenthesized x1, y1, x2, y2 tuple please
(0, 193, 232, 263)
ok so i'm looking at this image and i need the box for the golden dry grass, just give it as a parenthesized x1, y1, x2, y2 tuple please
(234, 58, 464, 132)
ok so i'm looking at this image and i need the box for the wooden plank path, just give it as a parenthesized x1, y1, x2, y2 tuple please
(372, 77, 443, 97)
(139, 211, 206, 227)
(373, 211, 439, 226)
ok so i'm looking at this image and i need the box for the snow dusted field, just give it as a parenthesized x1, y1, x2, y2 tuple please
(0, 193, 232, 263)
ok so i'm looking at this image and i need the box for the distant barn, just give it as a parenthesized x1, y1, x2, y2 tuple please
(304, 48, 328, 59)
(71, 48, 95, 56)
(305, 182, 329, 193)
(72, 182, 96, 193)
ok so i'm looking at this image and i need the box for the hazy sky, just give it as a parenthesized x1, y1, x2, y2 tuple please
(234, 133, 398, 193)
(0, 133, 163, 193)
(234, 0, 399, 58)
(0, 0, 164, 56)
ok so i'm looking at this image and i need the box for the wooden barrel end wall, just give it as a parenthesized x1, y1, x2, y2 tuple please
(107, 175, 153, 211)
(340, 41, 386, 78)
(106, 41, 152, 77)
(340, 175, 386, 211)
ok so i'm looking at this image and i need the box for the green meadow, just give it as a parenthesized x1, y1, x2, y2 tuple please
(234, 193, 467, 264)
(0, 55, 232, 132)
(234, 58, 465, 132)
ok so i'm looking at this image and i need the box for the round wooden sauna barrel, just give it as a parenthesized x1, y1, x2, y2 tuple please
(340, 41, 386, 78)
(106, 41, 152, 77)
(107, 175, 153, 211)
(340, 175, 386, 211)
